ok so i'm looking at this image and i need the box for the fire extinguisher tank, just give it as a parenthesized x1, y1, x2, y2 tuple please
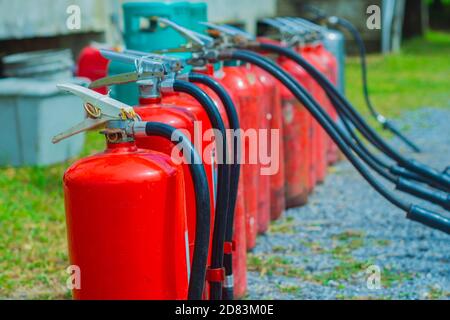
(278, 56, 313, 205)
(220, 64, 261, 250)
(64, 141, 190, 300)
(133, 99, 215, 266)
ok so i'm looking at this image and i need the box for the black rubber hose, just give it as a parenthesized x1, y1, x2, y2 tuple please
(253, 42, 450, 191)
(335, 98, 450, 209)
(144, 122, 210, 300)
(332, 79, 450, 192)
(339, 106, 444, 189)
(218, 49, 449, 234)
(330, 16, 421, 153)
(339, 103, 450, 209)
(188, 72, 240, 301)
(173, 80, 229, 300)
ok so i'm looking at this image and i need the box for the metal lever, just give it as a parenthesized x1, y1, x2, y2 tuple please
(259, 18, 302, 45)
(288, 17, 325, 40)
(153, 17, 208, 49)
(221, 24, 255, 40)
(260, 18, 296, 34)
(89, 49, 184, 89)
(52, 84, 138, 143)
(121, 49, 185, 72)
(89, 71, 164, 89)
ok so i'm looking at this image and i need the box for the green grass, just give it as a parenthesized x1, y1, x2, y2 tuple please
(0, 132, 104, 299)
(1, 31, 449, 299)
(346, 31, 450, 126)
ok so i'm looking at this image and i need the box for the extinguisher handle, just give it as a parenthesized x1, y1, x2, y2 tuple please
(154, 17, 208, 48)
(52, 83, 139, 144)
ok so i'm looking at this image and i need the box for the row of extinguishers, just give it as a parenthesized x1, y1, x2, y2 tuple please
(56, 19, 450, 301)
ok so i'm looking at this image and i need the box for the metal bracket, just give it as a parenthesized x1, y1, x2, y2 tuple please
(52, 83, 139, 143)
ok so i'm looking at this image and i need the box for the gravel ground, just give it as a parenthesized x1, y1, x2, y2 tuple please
(246, 107, 450, 300)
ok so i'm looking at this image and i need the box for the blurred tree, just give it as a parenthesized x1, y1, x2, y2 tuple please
(429, 0, 450, 29)
(403, 0, 428, 38)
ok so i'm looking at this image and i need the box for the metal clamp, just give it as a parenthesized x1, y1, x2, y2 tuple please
(88, 49, 187, 98)
(206, 267, 225, 283)
(52, 83, 139, 144)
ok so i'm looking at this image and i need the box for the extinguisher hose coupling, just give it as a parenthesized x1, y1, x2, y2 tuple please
(160, 78, 175, 94)
(407, 205, 450, 235)
(396, 178, 450, 211)
(130, 121, 147, 138)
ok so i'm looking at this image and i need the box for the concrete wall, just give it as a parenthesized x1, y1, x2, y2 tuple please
(0, 0, 277, 41)
(0, 0, 109, 40)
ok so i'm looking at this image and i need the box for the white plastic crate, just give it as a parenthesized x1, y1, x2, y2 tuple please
(0, 77, 87, 166)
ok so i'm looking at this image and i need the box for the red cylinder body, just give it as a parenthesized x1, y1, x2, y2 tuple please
(277, 56, 312, 206)
(219, 64, 260, 250)
(163, 71, 248, 298)
(252, 65, 285, 220)
(76, 45, 109, 94)
(133, 97, 215, 266)
(247, 64, 271, 234)
(193, 65, 248, 297)
(299, 44, 328, 184)
(315, 43, 340, 164)
(64, 141, 190, 299)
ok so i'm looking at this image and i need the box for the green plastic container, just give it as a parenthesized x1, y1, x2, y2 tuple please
(109, 2, 207, 105)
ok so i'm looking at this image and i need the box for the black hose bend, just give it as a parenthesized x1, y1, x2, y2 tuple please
(188, 72, 241, 300)
(144, 122, 211, 300)
(253, 42, 450, 191)
(173, 80, 229, 300)
(218, 49, 449, 234)
(330, 16, 421, 153)
(336, 99, 450, 209)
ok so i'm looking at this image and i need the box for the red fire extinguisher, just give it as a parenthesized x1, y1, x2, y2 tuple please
(298, 44, 328, 184)
(314, 43, 340, 164)
(220, 63, 261, 250)
(258, 37, 314, 204)
(75, 45, 110, 94)
(249, 63, 277, 231)
(92, 49, 237, 300)
(251, 64, 285, 220)
(53, 84, 211, 300)
(185, 63, 248, 299)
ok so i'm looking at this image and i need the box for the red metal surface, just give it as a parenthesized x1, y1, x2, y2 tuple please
(232, 175, 247, 298)
(316, 43, 340, 164)
(255, 64, 286, 219)
(163, 76, 248, 298)
(277, 56, 313, 206)
(133, 96, 217, 299)
(134, 97, 215, 264)
(220, 65, 260, 250)
(299, 44, 328, 184)
(193, 65, 248, 297)
(247, 64, 271, 234)
(75, 45, 109, 94)
(64, 141, 189, 299)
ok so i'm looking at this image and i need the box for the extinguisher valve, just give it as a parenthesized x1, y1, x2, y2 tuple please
(52, 83, 140, 144)
(89, 49, 187, 98)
